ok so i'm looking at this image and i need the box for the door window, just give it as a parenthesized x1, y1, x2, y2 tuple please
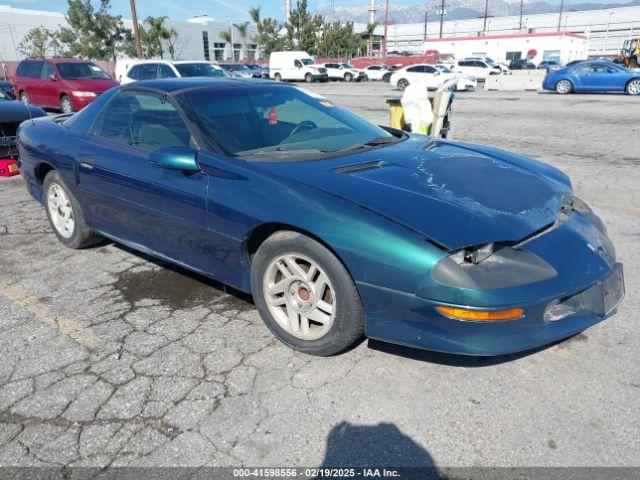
(424, 66, 437, 74)
(92, 90, 193, 152)
(406, 66, 425, 73)
(23, 61, 44, 78)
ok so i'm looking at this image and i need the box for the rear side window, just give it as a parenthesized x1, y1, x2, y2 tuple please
(92, 90, 192, 152)
(17, 61, 44, 78)
(424, 66, 437, 73)
(129, 64, 158, 80)
(407, 66, 425, 73)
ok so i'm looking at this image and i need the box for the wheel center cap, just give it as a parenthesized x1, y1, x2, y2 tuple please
(298, 286, 310, 301)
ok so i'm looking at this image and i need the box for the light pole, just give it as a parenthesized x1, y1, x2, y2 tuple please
(129, 0, 142, 58)
(437, 0, 447, 38)
(557, 0, 564, 32)
(383, 0, 389, 61)
(518, 0, 524, 31)
(482, 0, 489, 35)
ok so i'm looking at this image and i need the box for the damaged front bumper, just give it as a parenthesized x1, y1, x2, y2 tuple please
(358, 210, 624, 356)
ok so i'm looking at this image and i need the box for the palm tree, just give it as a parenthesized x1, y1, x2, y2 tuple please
(219, 29, 233, 60)
(144, 16, 174, 59)
(233, 21, 250, 60)
(365, 22, 378, 57)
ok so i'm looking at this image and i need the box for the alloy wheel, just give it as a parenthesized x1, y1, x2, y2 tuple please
(626, 79, 640, 95)
(61, 96, 73, 113)
(556, 80, 572, 94)
(263, 253, 336, 340)
(47, 184, 75, 239)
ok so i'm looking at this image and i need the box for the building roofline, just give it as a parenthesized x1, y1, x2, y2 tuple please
(424, 32, 588, 43)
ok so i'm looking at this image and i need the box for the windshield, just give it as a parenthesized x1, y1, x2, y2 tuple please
(175, 63, 227, 77)
(436, 65, 452, 73)
(300, 59, 314, 66)
(56, 62, 110, 80)
(178, 85, 396, 160)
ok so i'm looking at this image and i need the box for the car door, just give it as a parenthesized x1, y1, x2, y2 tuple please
(24, 61, 45, 104)
(39, 62, 58, 108)
(75, 89, 212, 271)
(575, 64, 613, 91)
(423, 65, 441, 88)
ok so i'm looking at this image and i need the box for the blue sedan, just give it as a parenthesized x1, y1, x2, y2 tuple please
(543, 60, 640, 94)
(17, 78, 624, 357)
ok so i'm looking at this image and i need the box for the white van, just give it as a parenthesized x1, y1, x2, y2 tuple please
(269, 51, 328, 83)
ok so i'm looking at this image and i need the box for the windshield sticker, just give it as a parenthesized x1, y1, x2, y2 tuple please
(268, 106, 278, 125)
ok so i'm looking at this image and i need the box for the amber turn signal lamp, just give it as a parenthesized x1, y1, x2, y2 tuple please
(436, 305, 524, 321)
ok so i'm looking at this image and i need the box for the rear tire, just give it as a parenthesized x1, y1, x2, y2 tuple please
(556, 79, 573, 94)
(251, 231, 364, 356)
(274, 73, 282, 82)
(397, 78, 409, 90)
(626, 78, 640, 95)
(43, 171, 102, 249)
(344, 72, 353, 82)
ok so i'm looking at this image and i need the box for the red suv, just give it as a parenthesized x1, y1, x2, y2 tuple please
(13, 58, 118, 113)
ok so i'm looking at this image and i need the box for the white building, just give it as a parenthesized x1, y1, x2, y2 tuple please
(374, 5, 640, 58)
(0, 4, 259, 62)
(422, 32, 589, 64)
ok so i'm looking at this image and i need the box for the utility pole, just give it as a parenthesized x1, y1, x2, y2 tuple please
(482, 0, 489, 35)
(423, 7, 428, 39)
(518, 0, 524, 31)
(129, 0, 142, 59)
(437, 0, 446, 38)
(557, 0, 564, 32)
(383, 0, 390, 61)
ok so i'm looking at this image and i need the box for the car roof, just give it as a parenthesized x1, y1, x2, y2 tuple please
(24, 58, 94, 64)
(122, 77, 277, 93)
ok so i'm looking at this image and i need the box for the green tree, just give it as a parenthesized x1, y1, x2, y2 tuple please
(143, 16, 175, 59)
(321, 21, 362, 58)
(249, 6, 286, 57)
(233, 21, 250, 59)
(364, 22, 378, 56)
(18, 27, 60, 57)
(57, 0, 128, 63)
(286, 0, 324, 55)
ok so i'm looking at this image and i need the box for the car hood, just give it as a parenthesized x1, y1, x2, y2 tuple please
(256, 137, 572, 251)
(63, 78, 119, 92)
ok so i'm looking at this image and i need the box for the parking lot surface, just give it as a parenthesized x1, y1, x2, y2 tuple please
(0, 83, 638, 469)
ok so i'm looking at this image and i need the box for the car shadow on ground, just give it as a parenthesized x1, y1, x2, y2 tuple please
(110, 242, 564, 365)
(317, 421, 440, 478)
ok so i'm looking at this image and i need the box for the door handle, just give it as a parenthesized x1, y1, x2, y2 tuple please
(79, 155, 94, 169)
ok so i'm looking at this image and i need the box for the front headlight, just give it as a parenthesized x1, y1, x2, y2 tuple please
(71, 91, 97, 98)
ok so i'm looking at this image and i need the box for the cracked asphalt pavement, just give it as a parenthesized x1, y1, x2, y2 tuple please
(0, 84, 638, 469)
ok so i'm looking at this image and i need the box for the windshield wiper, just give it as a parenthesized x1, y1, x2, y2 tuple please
(342, 136, 398, 152)
(241, 148, 331, 158)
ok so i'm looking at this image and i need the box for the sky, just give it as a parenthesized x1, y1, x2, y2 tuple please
(2, 0, 626, 22)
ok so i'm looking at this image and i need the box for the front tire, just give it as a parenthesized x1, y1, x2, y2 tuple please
(20, 91, 29, 104)
(251, 231, 364, 356)
(344, 72, 353, 82)
(625, 78, 640, 95)
(60, 95, 73, 113)
(556, 79, 573, 94)
(43, 171, 101, 249)
(274, 73, 282, 82)
(305, 73, 314, 83)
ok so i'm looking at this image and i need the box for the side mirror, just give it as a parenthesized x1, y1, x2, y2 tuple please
(49, 74, 57, 81)
(149, 147, 200, 172)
